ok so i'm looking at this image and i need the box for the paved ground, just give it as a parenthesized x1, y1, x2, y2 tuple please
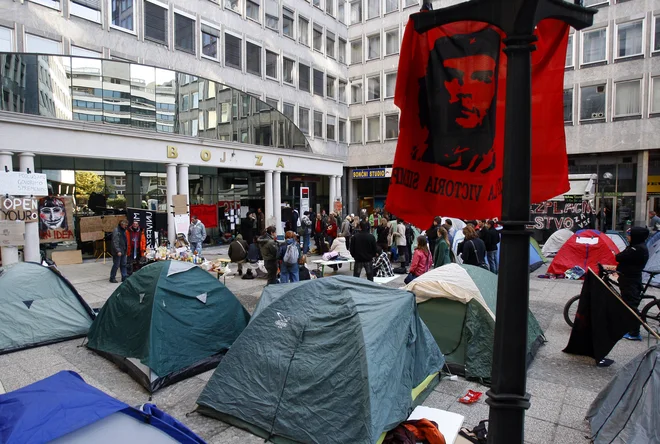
(1, 246, 656, 443)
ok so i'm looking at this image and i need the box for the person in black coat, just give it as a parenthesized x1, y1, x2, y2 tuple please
(457, 225, 487, 269)
(616, 226, 649, 340)
(482, 220, 500, 274)
(427, 216, 442, 254)
(350, 221, 378, 281)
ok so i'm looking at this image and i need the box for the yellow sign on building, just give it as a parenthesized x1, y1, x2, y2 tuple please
(648, 176, 660, 193)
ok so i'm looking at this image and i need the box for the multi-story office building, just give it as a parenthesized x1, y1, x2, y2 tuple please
(345, 0, 660, 229)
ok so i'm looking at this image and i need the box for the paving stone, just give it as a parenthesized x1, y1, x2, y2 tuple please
(563, 387, 599, 410)
(553, 425, 591, 444)
(526, 378, 567, 403)
(558, 404, 590, 433)
(209, 426, 266, 444)
(527, 396, 562, 424)
(523, 417, 557, 444)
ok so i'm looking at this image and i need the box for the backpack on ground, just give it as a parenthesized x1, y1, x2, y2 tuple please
(283, 243, 300, 264)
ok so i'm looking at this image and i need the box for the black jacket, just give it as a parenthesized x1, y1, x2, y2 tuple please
(482, 227, 500, 252)
(616, 227, 649, 282)
(350, 230, 378, 262)
(459, 238, 487, 266)
(111, 225, 127, 255)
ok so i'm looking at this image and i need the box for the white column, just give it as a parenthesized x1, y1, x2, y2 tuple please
(335, 175, 342, 213)
(178, 164, 189, 206)
(19, 153, 40, 263)
(265, 170, 274, 226)
(273, 170, 283, 238)
(0, 152, 19, 265)
(328, 176, 336, 213)
(166, 163, 178, 246)
(636, 151, 649, 227)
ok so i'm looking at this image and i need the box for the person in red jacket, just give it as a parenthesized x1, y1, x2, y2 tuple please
(126, 219, 147, 275)
(404, 236, 433, 284)
(326, 214, 338, 249)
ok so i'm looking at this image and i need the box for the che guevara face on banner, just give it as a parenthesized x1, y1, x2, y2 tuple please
(415, 28, 501, 174)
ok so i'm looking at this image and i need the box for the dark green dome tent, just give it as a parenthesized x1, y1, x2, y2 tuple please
(405, 264, 545, 383)
(197, 276, 444, 444)
(87, 260, 250, 393)
(0, 262, 94, 354)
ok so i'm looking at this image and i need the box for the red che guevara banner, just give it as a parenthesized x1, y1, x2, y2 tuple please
(386, 18, 570, 227)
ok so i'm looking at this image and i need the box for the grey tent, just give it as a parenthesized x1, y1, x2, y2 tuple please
(0, 262, 94, 354)
(586, 345, 659, 443)
(197, 276, 445, 444)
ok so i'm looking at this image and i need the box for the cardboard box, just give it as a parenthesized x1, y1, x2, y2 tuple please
(52, 249, 83, 265)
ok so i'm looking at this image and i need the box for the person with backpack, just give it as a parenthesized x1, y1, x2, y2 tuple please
(404, 236, 433, 284)
(228, 234, 249, 276)
(278, 230, 301, 283)
(301, 211, 313, 254)
(457, 225, 488, 270)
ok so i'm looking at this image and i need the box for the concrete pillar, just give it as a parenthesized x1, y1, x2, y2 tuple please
(335, 175, 342, 215)
(0, 151, 19, 265)
(273, 170, 283, 237)
(347, 169, 358, 216)
(166, 163, 177, 246)
(328, 176, 335, 214)
(265, 170, 274, 226)
(19, 153, 39, 263)
(636, 150, 649, 227)
(178, 164, 189, 205)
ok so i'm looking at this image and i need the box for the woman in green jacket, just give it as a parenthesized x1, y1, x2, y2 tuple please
(433, 226, 452, 268)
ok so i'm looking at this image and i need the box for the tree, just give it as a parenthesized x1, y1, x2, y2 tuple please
(75, 171, 106, 197)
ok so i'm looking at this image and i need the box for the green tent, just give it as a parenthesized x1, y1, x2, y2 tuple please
(87, 260, 250, 392)
(197, 276, 444, 444)
(405, 264, 545, 383)
(0, 262, 94, 354)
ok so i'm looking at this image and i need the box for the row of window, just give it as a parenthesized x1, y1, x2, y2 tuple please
(566, 15, 660, 68)
(564, 75, 660, 124)
(348, 0, 418, 26)
(349, 27, 400, 64)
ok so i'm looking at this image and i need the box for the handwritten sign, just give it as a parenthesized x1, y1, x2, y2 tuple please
(0, 221, 25, 246)
(172, 194, 188, 215)
(0, 197, 39, 223)
(0, 172, 48, 196)
(38, 196, 75, 244)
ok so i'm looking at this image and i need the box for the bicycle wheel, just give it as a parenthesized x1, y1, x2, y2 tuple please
(564, 295, 580, 328)
(641, 299, 660, 335)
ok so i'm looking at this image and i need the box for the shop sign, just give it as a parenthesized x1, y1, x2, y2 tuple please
(0, 172, 48, 196)
(0, 197, 39, 222)
(648, 175, 660, 193)
(352, 168, 392, 179)
(166, 146, 286, 169)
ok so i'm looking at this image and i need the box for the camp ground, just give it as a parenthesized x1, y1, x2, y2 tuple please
(546, 229, 619, 276)
(86, 260, 250, 392)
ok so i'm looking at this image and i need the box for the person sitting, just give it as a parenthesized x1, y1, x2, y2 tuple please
(299, 255, 311, 281)
(328, 234, 353, 272)
(228, 234, 249, 276)
(373, 245, 394, 278)
(404, 236, 433, 285)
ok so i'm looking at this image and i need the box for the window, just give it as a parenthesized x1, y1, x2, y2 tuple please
(351, 79, 363, 104)
(338, 38, 347, 64)
(384, 72, 396, 98)
(404, 0, 417, 7)
(313, 69, 324, 96)
(582, 28, 607, 65)
(265, 0, 279, 30)
(326, 0, 334, 16)
(327, 115, 336, 140)
(327, 32, 336, 58)
(71, 0, 101, 22)
(385, 28, 399, 56)
(283, 57, 295, 84)
(616, 20, 643, 58)
(29, 0, 60, 8)
(367, 34, 380, 60)
(201, 25, 220, 59)
(655, 17, 660, 52)
(651, 77, 660, 114)
(266, 50, 278, 79)
(327, 75, 336, 98)
(246, 42, 262, 76)
(266, 97, 279, 109)
(564, 88, 573, 123)
(339, 80, 347, 102)
(144, 1, 168, 45)
(299, 107, 310, 134)
(175, 13, 195, 53)
(566, 34, 574, 67)
(299, 17, 310, 46)
(338, 1, 346, 24)
(313, 25, 323, 52)
(580, 84, 606, 121)
(299, 63, 311, 92)
(385, 114, 398, 139)
(385, 0, 397, 13)
(367, 116, 380, 141)
(367, 0, 379, 18)
(614, 80, 641, 117)
(226, 0, 241, 14)
(313, 0, 322, 8)
(583, 0, 607, 6)
(71, 46, 101, 56)
(283, 102, 295, 120)
(314, 111, 323, 137)
(367, 74, 380, 101)
(283, 8, 294, 38)
(350, 119, 362, 143)
(225, 33, 242, 70)
(338, 119, 346, 142)
(0, 27, 12, 52)
(351, 38, 363, 64)
(25, 34, 61, 54)
(247, 0, 261, 22)
(350, 0, 362, 24)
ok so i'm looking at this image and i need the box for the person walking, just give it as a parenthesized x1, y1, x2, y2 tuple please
(301, 211, 313, 254)
(110, 219, 129, 283)
(350, 221, 377, 281)
(457, 225, 488, 269)
(188, 215, 207, 255)
(326, 214, 338, 248)
(314, 213, 327, 254)
(376, 217, 390, 253)
(404, 236, 433, 284)
(278, 230, 301, 283)
(125, 219, 146, 275)
(228, 233, 249, 276)
(483, 220, 500, 274)
(258, 226, 279, 285)
(427, 216, 442, 255)
(394, 218, 408, 268)
(618, 226, 650, 342)
(433, 227, 452, 268)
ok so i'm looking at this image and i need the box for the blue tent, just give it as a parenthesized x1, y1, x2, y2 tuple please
(493, 233, 546, 273)
(0, 371, 205, 444)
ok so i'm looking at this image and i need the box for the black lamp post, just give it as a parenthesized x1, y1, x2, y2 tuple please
(410, 1, 595, 443)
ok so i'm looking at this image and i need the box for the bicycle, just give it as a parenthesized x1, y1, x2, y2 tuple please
(563, 264, 660, 337)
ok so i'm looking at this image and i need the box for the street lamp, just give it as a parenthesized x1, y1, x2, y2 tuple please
(600, 172, 613, 231)
(410, 1, 595, 443)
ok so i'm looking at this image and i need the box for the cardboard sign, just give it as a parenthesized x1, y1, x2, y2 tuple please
(101, 215, 125, 232)
(0, 197, 39, 223)
(0, 221, 25, 246)
(81, 230, 105, 242)
(52, 249, 83, 265)
(0, 172, 48, 196)
(38, 196, 75, 244)
(79, 216, 103, 233)
(172, 195, 188, 215)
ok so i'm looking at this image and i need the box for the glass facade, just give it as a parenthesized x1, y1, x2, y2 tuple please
(0, 53, 311, 151)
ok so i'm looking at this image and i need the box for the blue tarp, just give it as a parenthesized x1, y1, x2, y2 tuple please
(0, 371, 205, 444)
(494, 240, 545, 272)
